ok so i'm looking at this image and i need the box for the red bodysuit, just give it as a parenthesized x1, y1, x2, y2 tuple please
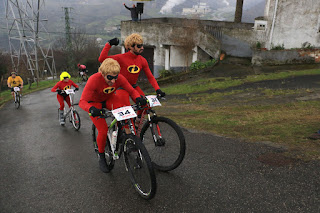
(99, 43, 160, 106)
(51, 80, 79, 110)
(79, 72, 140, 153)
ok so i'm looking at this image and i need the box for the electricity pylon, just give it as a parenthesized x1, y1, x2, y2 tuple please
(63, 7, 73, 70)
(4, 0, 56, 81)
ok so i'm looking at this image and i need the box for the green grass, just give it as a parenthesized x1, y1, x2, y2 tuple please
(162, 69, 320, 95)
(158, 101, 320, 160)
(0, 79, 60, 107)
(156, 68, 320, 161)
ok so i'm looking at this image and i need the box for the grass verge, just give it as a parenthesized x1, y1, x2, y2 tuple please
(0, 79, 59, 107)
(155, 69, 320, 161)
(162, 69, 320, 94)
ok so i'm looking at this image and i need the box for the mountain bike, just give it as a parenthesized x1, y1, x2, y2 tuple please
(78, 70, 88, 85)
(57, 89, 81, 130)
(13, 87, 21, 109)
(92, 105, 157, 200)
(135, 95, 186, 172)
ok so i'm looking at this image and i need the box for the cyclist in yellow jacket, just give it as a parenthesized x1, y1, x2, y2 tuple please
(7, 71, 23, 101)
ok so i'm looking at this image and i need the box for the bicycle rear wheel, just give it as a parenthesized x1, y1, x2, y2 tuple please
(15, 92, 20, 109)
(123, 134, 157, 200)
(92, 124, 115, 171)
(82, 75, 88, 82)
(71, 110, 81, 130)
(140, 116, 186, 172)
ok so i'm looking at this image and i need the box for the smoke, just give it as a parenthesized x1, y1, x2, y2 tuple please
(160, 0, 187, 14)
(223, 0, 230, 6)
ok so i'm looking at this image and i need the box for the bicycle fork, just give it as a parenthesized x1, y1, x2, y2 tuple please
(108, 119, 120, 160)
(146, 115, 165, 146)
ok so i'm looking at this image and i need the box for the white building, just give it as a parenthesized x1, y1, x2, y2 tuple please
(182, 3, 211, 16)
(261, 0, 320, 49)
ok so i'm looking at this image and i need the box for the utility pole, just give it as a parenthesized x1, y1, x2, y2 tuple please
(4, 0, 57, 84)
(234, 0, 244, 23)
(63, 7, 73, 71)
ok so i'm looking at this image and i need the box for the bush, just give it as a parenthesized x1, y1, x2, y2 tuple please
(256, 42, 261, 49)
(190, 59, 216, 71)
(271, 43, 285, 50)
(159, 69, 173, 78)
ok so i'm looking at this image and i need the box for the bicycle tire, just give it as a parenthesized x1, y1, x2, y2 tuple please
(71, 110, 81, 130)
(123, 134, 157, 200)
(140, 116, 186, 172)
(15, 92, 20, 109)
(92, 124, 115, 171)
(82, 75, 88, 82)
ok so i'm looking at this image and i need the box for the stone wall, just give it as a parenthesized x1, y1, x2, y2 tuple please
(252, 49, 320, 65)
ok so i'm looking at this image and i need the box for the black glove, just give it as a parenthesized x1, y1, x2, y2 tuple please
(156, 89, 166, 98)
(108, 38, 119, 46)
(74, 87, 79, 91)
(89, 106, 105, 117)
(56, 89, 62, 94)
(135, 96, 147, 106)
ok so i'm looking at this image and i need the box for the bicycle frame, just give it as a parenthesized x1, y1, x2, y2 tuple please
(14, 91, 19, 101)
(93, 105, 157, 200)
(102, 106, 137, 159)
(135, 95, 161, 136)
(13, 87, 20, 98)
(13, 87, 21, 109)
(64, 89, 76, 119)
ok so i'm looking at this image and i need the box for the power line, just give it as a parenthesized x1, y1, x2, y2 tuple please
(0, 26, 112, 36)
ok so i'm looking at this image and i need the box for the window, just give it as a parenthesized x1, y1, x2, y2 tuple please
(254, 19, 267, 31)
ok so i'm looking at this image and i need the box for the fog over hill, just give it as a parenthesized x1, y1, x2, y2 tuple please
(0, 0, 265, 50)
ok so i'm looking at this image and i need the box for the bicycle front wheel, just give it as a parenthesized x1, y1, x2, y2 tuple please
(140, 116, 186, 172)
(15, 93, 20, 109)
(123, 134, 157, 200)
(92, 124, 115, 171)
(71, 110, 81, 130)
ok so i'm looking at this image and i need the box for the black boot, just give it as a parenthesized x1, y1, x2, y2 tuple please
(98, 152, 109, 173)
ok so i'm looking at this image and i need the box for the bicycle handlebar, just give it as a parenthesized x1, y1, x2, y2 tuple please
(57, 89, 78, 94)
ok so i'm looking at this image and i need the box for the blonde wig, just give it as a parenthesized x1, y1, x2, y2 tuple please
(60, 71, 71, 81)
(124, 33, 143, 50)
(99, 58, 120, 76)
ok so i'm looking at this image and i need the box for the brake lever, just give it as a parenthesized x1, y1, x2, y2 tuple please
(157, 94, 166, 100)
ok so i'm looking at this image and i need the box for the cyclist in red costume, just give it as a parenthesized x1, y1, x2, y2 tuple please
(79, 58, 146, 173)
(98, 33, 165, 125)
(77, 63, 88, 82)
(51, 71, 79, 125)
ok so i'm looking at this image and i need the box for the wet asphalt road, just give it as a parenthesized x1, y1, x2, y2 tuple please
(0, 85, 319, 212)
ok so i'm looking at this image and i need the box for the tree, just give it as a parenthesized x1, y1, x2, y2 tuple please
(0, 51, 10, 91)
(234, 0, 244, 23)
(53, 29, 101, 76)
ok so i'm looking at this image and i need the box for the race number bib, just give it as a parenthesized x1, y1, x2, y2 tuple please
(13, 87, 20, 92)
(146, 95, 161, 107)
(112, 106, 137, 121)
(65, 89, 75, 94)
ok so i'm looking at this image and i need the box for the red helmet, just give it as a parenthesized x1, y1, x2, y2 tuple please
(77, 63, 80, 67)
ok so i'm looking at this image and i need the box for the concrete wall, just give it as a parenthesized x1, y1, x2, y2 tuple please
(252, 49, 320, 65)
(265, 0, 320, 49)
(121, 19, 221, 77)
(169, 46, 193, 72)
